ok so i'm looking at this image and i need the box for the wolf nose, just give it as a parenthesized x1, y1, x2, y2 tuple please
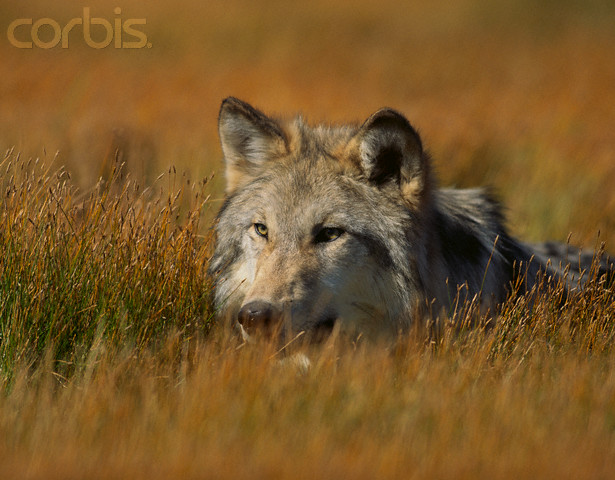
(237, 300, 281, 333)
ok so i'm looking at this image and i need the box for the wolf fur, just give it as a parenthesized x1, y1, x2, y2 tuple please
(208, 97, 612, 340)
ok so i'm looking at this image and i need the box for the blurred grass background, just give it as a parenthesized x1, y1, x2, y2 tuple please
(2, 0, 615, 244)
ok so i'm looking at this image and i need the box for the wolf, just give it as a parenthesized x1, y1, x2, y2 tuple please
(208, 97, 612, 341)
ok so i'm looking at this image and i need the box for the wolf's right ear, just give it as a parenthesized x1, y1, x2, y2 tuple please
(218, 97, 288, 193)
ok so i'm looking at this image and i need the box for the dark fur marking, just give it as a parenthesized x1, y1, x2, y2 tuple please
(353, 231, 394, 268)
(498, 233, 534, 291)
(435, 210, 484, 267)
(544, 241, 567, 259)
(298, 268, 320, 297)
(369, 146, 402, 185)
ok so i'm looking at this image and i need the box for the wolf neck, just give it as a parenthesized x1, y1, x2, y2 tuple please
(418, 187, 526, 314)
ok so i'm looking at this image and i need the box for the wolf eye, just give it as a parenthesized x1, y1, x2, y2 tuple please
(254, 223, 268, 239)
(315, 227, 344, 243)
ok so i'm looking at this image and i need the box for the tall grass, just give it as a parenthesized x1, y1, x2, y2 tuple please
(1, 148, 614, 478)
(1, 300, 615, 479)
(0, 149, 214, 378)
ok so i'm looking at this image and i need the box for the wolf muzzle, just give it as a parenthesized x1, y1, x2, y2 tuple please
(237, 300, 337, 342)
(237, 300, 282, 336)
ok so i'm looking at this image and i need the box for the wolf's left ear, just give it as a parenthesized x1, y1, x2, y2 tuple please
(218, 97, 288, 193)
(350, 108, 429, 205)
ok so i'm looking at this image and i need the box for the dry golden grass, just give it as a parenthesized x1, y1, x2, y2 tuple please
(2, 0, 615, 477)
(2, 318, 615, 480)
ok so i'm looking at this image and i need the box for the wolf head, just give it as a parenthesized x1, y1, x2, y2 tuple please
(209, 97, 433, 341)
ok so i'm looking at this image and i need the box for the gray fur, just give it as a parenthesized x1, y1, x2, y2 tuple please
(208, 97, 612, 339)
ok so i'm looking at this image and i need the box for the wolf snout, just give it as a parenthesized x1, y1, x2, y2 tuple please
(237, 300, 282, 335)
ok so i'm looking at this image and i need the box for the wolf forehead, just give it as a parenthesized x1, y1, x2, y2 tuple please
(214, 97, 429, 238)
(216, 96, 428, 200)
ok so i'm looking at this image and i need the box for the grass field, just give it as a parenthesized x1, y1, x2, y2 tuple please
(2, 0, 615, 478)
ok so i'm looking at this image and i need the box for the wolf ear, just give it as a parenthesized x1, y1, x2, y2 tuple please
(350, 108, 429, 205)
(218, 97, 288, 193)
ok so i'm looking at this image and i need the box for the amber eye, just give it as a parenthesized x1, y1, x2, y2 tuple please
(254, 223, 268, 238)
(315, 227, 344, 243)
